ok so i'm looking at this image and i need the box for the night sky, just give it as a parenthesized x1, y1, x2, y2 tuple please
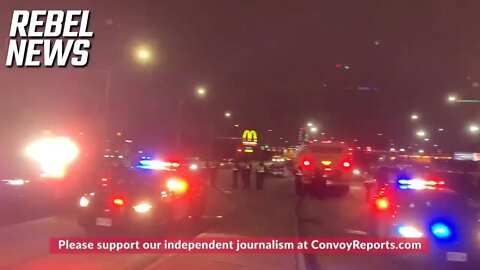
(1, 0, 480, 156)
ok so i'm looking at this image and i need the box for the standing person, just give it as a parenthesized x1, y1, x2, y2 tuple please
(294, 166, 304, 196)
(208, 160, 218, 188)
(232, 161, 240, 189)
(241, 162, 251, 189)
(256, 161, 267, 190)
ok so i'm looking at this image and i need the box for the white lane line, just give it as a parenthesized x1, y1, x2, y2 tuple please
(344, 229, 368, 235)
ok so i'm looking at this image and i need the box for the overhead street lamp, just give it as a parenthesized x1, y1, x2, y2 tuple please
(196, 87, 207, 98)
(447, 94, 480, 103)
(416, 130, 426, 137)
(224, 111, 232, 118)
(134, 45, 153, 64)
(469, 124, 479, 133)
(447, 95, 457, 103)
(411, 114, 419, 120)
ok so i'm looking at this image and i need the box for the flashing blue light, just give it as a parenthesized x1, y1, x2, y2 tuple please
(398, 179, 410, 185)
(431, 222, 452, 239)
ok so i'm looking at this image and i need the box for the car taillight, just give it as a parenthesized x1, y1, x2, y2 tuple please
(342, 161, 351, 168)
(166, 178, 188, 194)
(375, 197, 389, 210)
(113, 198, 125, 206)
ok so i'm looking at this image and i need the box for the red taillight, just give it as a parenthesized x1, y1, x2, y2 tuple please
(166, 178, 188, 194)
(113, 198, 125, 206)
(375, 197, 389, 210)
(342, 161, 351, 168)
(303, 160, 311, 166)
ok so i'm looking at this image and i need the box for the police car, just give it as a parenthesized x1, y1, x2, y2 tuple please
(369, 171, 480, 268)
(77, 163, 205, 234)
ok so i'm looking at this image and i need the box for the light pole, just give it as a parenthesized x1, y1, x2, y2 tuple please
(102, 44, 153, 148)
(416, 130, 426, 138)
(176, 87, 207, 152)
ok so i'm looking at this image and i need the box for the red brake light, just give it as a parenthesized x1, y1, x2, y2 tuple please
(342, 161, 351, 168)
(303, 160, 311, 166)
(375, 197, 389, 210)
(113, 198, 125, 206)
(166, 178, 188, 194)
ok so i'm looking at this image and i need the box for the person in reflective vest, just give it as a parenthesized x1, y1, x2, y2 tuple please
(256, 161, 267, 190)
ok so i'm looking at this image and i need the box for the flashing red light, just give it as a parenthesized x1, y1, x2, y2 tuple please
(335, 64, 343, 68)
(166, 178, 188, 193)
(113, 198, 125, 206)
(375, 197, 389, 210)
(342, 161, 351, 168)
(303, 160, 312, 166)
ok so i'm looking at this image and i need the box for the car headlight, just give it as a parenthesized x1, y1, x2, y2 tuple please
(397, 225, 424, 238)
(189, 164, 198, 170)
(79, 196, 90, 207)
(133, 202, 153, 213)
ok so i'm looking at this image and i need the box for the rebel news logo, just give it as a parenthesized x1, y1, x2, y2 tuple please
(5, 10, 93, 67)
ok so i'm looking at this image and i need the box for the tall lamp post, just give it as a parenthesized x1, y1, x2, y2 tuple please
(176, 87, 207, 152)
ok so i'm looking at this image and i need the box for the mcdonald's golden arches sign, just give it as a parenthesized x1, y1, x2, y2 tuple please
(242, 130, 258, 146)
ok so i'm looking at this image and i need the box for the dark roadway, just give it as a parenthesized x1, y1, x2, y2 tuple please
(0, 169, 453, 270)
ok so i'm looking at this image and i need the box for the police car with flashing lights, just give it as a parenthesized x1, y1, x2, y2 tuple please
(369, 172, 480, 268)
(77, 164, 205, 234)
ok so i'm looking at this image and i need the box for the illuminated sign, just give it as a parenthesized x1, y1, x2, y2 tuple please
(242, 130, 258, 146)
(244, 146, 254, 153)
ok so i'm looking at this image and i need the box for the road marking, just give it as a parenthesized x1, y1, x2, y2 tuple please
(344, 229, 368, 235)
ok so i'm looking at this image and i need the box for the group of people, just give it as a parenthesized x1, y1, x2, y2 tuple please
(232, 161, 267, 190)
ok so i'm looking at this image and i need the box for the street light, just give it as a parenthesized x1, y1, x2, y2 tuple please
(447, 95, 457, 103)
(416, 130, 426, 137)
(469, 124, 479, 133)
(196, 87, 207, 98)
(310, 127, 318, 133)
(411, 114, 419, 120)
(134, 45, 153, 64)
(224, 111, 232, 118)
(307, 122, 313, 127)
